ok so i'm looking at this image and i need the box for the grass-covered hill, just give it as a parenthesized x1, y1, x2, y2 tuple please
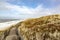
(0, 14, 60, 40)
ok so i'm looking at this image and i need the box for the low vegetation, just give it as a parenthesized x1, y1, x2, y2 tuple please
(0, 14, 60, 40)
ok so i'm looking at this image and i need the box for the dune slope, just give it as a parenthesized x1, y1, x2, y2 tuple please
(1, 14, 60, 40)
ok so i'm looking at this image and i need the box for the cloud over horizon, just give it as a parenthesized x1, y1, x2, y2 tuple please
(0, 0, 60, 19)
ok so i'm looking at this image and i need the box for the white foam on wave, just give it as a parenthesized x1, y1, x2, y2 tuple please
(0, 20, 21, 30)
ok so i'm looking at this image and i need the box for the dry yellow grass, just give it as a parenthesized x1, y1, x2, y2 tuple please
(19, 14, 60, 28)
(0, 14, 60, 40)
(18, 14, 60, 40)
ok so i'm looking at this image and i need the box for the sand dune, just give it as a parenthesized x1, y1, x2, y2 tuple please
(0, 14, 60, 40)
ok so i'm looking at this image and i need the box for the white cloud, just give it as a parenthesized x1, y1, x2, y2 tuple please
(34, 5, 60, 15)
(0, 2, 34, 14)
(0, 2, 60, 19)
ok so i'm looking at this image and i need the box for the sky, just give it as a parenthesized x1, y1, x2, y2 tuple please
(0, 0, 60, 19)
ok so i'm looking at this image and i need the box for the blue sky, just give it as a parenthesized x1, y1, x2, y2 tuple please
(0, 0, 60, 19)
(7, 0, 60, 8)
